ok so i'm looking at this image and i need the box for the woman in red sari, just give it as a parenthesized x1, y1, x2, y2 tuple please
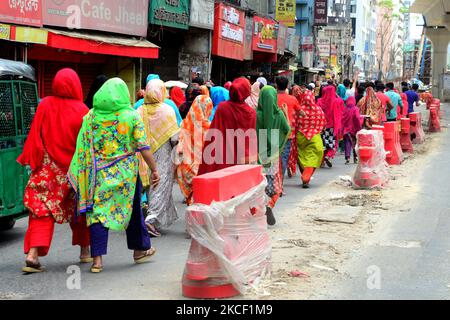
(17, 68, 90, 273)
(198, 77, 257, 175)
(317, 85, 344, 168)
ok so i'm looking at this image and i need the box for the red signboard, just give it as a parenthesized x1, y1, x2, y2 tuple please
(0, 0, 43, 27)
(252, 16, 277, 54)
(42, 0, 148, 37)
(212, 3, 245, 61)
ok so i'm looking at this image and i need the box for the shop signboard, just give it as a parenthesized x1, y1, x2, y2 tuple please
(212, 3, 245, 61)
(43, 0, 149, 36)
(190, 0, 213, 29)
(252, 16, 277, 54)
(0, 24, 11, 40)
(275, 0, 296, 27)
(317, 38, 330, 57)
(314, 0, 328, 26)
(149, 0, 189, 30)
(0, 0, 42, 27)
(15, 26, 48, 44)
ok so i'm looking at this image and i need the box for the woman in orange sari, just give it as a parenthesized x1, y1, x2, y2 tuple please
(176, 95, 214, 205)
(357, 87, 382, 129)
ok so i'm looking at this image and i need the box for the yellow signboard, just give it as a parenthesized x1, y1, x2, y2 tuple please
(276, 0, 296, 27)
(0, 24, 11, 40)
(330, 55, 337, 67)
(15, 27, 48, 45)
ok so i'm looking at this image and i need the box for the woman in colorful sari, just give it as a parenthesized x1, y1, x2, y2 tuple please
(342, 96, 362, 164)
(68, 78, 160, 273)
(198, 77, 257, 175)
(209, 86, 229, 122)
(290, 86, 326, 188)
(170, 86, 186, 108)
(176, 95, 214, 205)
(257, 86, 291, 226)
(317, 85, 344, 168)
(245, 81, 261, 110)
(357, 86, 382, 129)
(179, 84, 201, 119)
(138, 79, 180, 237)
(17, 68, 91, 273)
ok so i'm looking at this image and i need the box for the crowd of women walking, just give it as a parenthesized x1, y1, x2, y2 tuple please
(17, 67, 419, 274)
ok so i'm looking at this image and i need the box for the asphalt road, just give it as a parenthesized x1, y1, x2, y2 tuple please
(320, 104, 450, 300)
(0, 146, 354, 300)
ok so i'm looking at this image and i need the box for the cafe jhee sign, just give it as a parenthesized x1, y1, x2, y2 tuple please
(42, 0, 149, 37)
(0, 0, 42, 27)
(149, 0, 189, 30)
(212, 3, 245, 61)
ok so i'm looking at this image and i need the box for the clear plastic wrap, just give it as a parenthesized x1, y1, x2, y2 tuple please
(0, 58, 36, 81)
(183, 179, 271, 295)
(352, 130, 389, 189)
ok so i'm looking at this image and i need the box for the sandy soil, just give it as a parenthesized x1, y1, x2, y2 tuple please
(247, 113, 447, 300)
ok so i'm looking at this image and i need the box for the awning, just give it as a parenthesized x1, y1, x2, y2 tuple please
(45, 29, 159, 59)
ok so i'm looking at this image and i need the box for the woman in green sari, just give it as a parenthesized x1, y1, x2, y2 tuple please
(68, 78, 160, 273)
(256, 86, 291, 226)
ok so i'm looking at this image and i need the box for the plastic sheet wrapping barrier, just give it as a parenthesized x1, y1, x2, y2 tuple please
(352, 130, 389, 189)
(183, 179, 271, 298)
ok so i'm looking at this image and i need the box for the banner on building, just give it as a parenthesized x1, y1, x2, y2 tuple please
(301, 36, 314, 68)
(317, 38, 330, 57)
(275, 0, 296, 27)
(149, 0, 189, 30)
(252, 16, 277, 54)
(43, 0, 149, 36)
(313, 0, 328, 26)
(0, 0, 42, 27)
(212, 3, 245, 61)
(285, 27, 299, 56)
(277, 23, 287, 55)
(0, 24, 11, 40)
(330, 55, 337, 67)
(190, 0, 213, 29)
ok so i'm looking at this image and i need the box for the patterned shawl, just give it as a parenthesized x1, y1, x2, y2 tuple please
(293, 87, 326, 140)
(176, 95, 213, 204)
(68, 78, 137, 214)
(357, 87, 382, 128)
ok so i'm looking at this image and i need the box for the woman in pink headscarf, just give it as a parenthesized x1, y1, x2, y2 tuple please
(317, 85, 344, 168)
(341, 96, 362, 164)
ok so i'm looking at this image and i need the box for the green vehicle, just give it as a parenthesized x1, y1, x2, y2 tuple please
(0, 59, 38, 231)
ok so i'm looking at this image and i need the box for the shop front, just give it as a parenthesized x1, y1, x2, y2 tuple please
(210, 2, 246, 85)
(146, 0, 190, 82)
(0, 0, 158, 102)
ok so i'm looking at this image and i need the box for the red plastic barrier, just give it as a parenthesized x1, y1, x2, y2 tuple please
(428, 107, 441, 132)
(409, 112, 425, 144)
(400, 118, 414, 153)
(353, 130, 388, 189)
(372, 123, 403, 165)
(182, 165, 269, 299)
(430, 98, 443, 119)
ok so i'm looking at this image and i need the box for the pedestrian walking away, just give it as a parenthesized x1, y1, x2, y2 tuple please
(68, 78, 160, 273)
(17, 68, 91, 274)
(138, 79, 180, 237)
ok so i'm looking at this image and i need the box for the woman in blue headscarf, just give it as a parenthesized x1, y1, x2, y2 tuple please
(209, 86, 229, 121)
(337, 84, 348, 102)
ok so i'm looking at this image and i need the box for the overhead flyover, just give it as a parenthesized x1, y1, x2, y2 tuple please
(410, 0, 450, 100)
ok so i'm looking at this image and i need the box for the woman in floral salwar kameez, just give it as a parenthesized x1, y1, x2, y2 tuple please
(137, 79, 180, 237)
(17, 68, 90, 274)
(256, 86, 291, 226)
(175, 95, 214, 205)
(68, 78, 160, 273)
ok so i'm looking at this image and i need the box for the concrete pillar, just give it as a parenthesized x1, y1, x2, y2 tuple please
(426, 27, 450, 100)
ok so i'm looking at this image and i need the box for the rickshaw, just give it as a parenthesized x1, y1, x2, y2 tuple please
(0, 58, 38, 230)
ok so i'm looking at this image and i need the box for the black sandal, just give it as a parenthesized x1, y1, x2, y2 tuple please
(22, 260, 45, 274)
